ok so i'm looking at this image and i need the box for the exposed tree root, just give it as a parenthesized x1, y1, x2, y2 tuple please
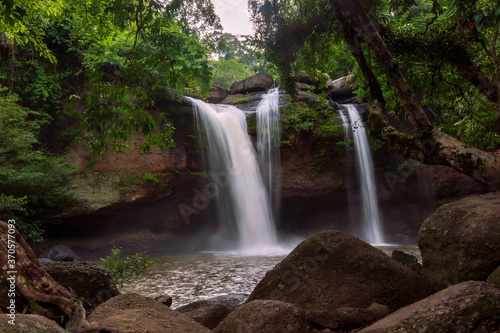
(0, 220, 92, 332)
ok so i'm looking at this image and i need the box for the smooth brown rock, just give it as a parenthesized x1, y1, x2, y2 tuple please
(229, 73, 274, 95)
(88, 293, 211, 333)
(418, 192, 500, 290)
(247, 231, 432, 313)
(41, 261, 119, 310)
(359, 281, 500, 333)
(214, 299, 310, 333)
(175, 299, 230, 329)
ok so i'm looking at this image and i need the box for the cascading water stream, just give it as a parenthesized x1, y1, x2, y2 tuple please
(186, 97, 279, 254)
(256, 88, 281, 219)
(345, 104, 384, 245)
(338, 110, 357, 225)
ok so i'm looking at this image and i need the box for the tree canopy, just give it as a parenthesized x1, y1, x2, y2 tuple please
(1, 0, 224, 154)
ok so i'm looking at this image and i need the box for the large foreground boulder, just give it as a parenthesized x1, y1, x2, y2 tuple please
(0, 314, 67, 333)
(175, 299, 231, 329)
(214, 300, 310, 333)
(359, 281, 500, 333)
(41, 261, 119, 310)
(88, 293, 211, 333)
(418, 192, 500, 290)
(247, 231, 432, 313)
(230, 73, 274, 95)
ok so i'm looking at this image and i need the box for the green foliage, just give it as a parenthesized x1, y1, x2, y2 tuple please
(1, 0, 224, 155)
(212, 59, 252, 88)
(281, 102, 319, 133)
(143, 173, 160, 184)
(281, 99, 332, 134)
(100, 248, 156, 286)
(0, 87, 77, 241)
(0, 0, 61, 64)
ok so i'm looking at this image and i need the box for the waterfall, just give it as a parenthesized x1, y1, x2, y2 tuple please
(187, 97, 278, 254)
(345, 104, 384, 245)
(256, 88, 281, 220)
(339, 110, 357, 226)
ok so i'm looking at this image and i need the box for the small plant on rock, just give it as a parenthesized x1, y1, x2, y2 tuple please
(100, 248, 156, 286)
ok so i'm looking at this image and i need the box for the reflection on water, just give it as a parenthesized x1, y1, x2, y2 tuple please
(119, 244, 420, 308)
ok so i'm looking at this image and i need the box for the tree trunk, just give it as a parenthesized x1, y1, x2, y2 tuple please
(0, 221, 92, 332)
(369, 101, 500, 190)
(331, 1, 386, 107)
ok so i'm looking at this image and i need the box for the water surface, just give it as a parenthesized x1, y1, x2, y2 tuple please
(119, 244, 420, 308)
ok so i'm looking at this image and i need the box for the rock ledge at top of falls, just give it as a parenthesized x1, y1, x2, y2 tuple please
(246, 230, 433, 313)
(230, 73, 274, 95)
(418, 191, 500, 291)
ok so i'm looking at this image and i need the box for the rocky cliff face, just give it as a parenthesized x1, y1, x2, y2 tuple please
(35, 100, 216, 258)
(36, 84, 490, 257)
(276, 102, 488, 242)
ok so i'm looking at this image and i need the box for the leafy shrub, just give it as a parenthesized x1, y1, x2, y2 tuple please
(100, 248, 156, 286)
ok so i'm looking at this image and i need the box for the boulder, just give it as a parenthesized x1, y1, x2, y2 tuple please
(207, 85, 230, 104)
(325, 75, 357, 103)
(296, 91, 320, 104)
(213, 299, 310, 333)
(418, 192, 500, 290)
(0, 314, 67, 333)
(88, 293, 211, 333)
(207, 293, 248, 311)
(154, 294, 173, 307)
(247, 231, 432, 313)
(230, 73, 274, 95)
(40, 244, 82, 262)
(392, 249, 422, 273)
(358, 281, 500, 333)
(41, 261, 119, 310)
(306, 303, 391, 331)
(175, 299, 230, 329)
(487, 266, 500, 288)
